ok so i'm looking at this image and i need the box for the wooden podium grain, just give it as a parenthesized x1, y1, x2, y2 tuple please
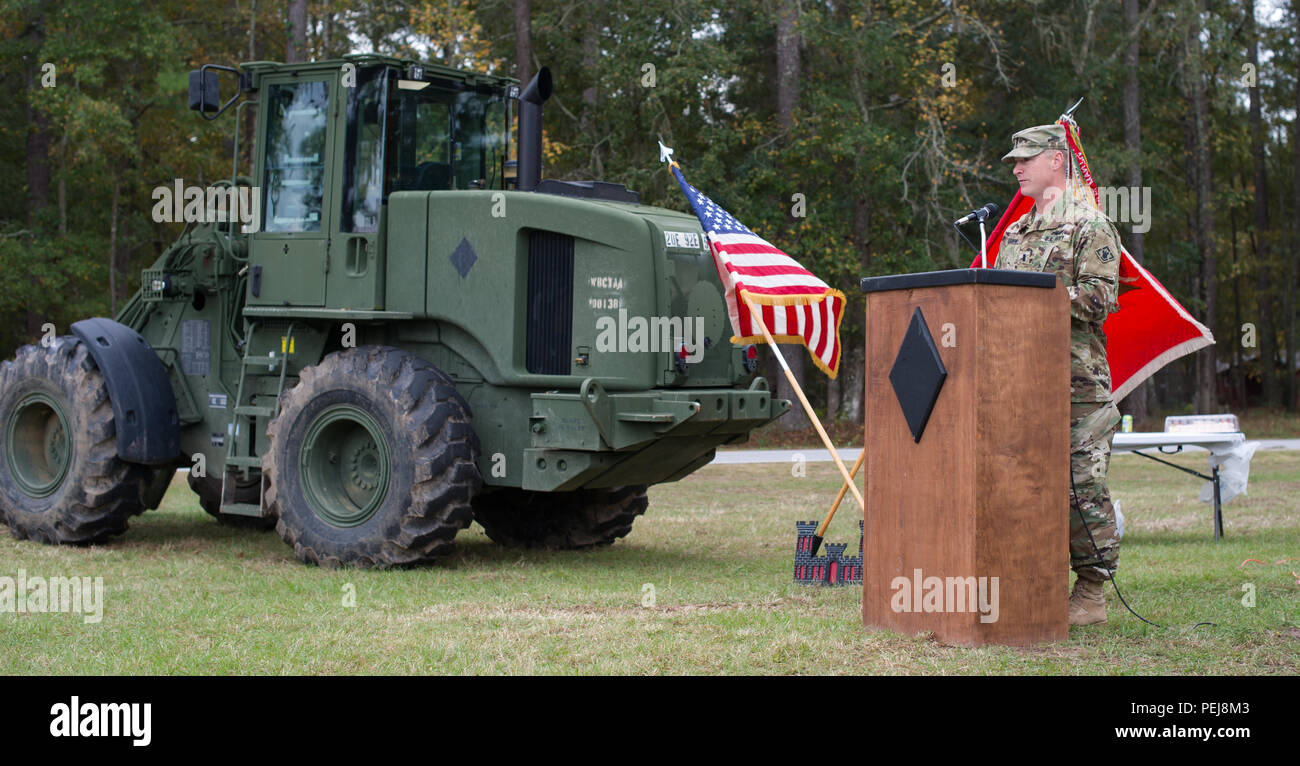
(859, 269, 1069, 646)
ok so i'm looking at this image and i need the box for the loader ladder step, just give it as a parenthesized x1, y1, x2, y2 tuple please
(220, 321, 294, 516)
(219, 503, 265, 518)
(242, 355, 281, 369)
(234, 405, 275, 418)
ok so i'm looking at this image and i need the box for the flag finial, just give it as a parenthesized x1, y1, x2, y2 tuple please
(1060, 96, 1084, 126)
(658, 140, 676, 166)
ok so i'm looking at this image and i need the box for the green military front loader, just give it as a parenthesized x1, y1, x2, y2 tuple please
(0, 55, 790, 567)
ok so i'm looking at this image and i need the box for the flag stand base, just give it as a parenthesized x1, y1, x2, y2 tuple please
(793, 521, 863, 586)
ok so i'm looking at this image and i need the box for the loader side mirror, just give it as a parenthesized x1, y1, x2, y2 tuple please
(187, 64, 244, 121)
(188, 70, 220, 114)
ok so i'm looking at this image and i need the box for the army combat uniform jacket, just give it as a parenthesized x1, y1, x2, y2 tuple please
(996, 195, 1124, 580)
(994, 196, 1122, 402)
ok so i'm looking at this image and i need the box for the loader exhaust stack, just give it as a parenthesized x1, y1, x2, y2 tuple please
(517, 67, 552, 192)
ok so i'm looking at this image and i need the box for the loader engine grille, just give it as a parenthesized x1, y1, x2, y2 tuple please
(525, 230, 574, 375)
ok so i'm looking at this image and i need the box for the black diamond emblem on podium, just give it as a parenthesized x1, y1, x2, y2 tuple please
(888, 307, 947, 443)
(450, 237, 477, 279)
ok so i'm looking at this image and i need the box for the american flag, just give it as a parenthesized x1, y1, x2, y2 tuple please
(670, 163, 845, 378)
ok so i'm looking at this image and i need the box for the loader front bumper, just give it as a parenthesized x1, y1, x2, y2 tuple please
(522, 378, 790, 491)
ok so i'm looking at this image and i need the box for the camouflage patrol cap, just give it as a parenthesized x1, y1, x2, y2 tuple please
(1001, 124, 1068, 164)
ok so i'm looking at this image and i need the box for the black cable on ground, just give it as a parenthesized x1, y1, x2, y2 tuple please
(1070, 470, 1215, 631)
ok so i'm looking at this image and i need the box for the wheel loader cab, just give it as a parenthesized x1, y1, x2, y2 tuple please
(246, 60, 512, 311)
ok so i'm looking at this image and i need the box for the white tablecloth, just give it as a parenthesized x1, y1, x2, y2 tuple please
(1111, 431, 1260, 504)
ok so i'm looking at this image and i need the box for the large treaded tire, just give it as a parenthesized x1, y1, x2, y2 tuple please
(186, 471, 276, 530)
(472, 485, 649, 549)
(264, 346, 481, 568)
(0, 337, 146, 544)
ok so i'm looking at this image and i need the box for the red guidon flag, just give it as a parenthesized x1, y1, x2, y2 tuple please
(972, 118, 1214, 401)
(668, 155, 845, 378)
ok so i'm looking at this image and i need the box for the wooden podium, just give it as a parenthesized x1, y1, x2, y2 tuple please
(858, 269, 1069, 646)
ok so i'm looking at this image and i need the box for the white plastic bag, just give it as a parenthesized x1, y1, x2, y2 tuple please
(1199, 441, 1260, 504)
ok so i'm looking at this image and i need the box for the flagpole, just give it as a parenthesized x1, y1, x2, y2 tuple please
(744, 298, 865, 515)
(810, 446, 866, 557)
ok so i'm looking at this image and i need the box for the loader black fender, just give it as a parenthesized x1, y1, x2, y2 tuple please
(70, 318, 180, 465)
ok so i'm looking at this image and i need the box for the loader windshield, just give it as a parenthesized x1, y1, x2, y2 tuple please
(389, 76, 510, 193)
(341, 65, 511, 231)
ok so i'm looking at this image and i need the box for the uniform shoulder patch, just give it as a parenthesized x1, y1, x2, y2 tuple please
(1076, 217, 1121, 264)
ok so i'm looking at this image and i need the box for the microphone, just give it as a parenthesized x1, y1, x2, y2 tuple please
(954, 203, 1001, 226)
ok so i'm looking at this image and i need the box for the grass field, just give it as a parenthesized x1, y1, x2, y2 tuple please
(2, 450, 1297, 675)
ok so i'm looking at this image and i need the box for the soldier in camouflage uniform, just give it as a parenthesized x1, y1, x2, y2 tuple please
(995, 124, 1122, 626)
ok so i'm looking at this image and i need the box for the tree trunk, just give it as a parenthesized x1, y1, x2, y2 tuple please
(23, 9, 51, 337)
(1289, 28, 1300, 409)
(1118, 0, 1150, 423)
(1248, 0, 1277, 408)
(243, 0, 259, 176)
(443, 0, 459, 61)
(1286, 210, 1297, 410)
(841, 342, 864, 427)
(109, 177, 120, 316)
(776, 0, 800, 132)
(773, 0, 810, 430)
(852, 169, 871, 429)
(515, 0, 532, 86)
(321, 2, 330, 57)
(1122, 0, 1144, 265)
(774, 348, 812, 431)
(853, 143, 873, 271)
(581, 2, 604, 180)
(287, 0, 307, 63)
(1231, 204, 1246, 411)
(826, 368, 841, 421)
(1185, 3, 1216, 414)
(57, 131, 67, 238)
(24, 23, 51, 228)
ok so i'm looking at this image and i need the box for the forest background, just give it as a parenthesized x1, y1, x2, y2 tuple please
(3, 0, 1297, 429)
